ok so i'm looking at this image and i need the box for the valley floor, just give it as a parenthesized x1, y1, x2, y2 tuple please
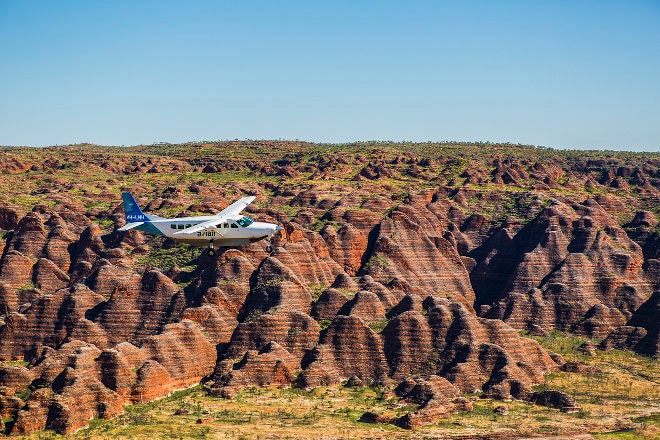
(22, 335, 659, 440)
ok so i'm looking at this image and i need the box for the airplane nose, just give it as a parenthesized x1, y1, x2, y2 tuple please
(275, 225, 283, 231)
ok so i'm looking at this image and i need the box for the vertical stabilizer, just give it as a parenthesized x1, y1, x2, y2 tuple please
(122, 192, 148, 222)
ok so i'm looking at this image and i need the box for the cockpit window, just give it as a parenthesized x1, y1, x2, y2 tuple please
(236, 216, 254, 227)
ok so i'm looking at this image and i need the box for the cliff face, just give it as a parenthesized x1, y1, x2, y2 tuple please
(599, 290, 660, 357)
(0, 142, 658, 434)
(478, 199, 656, 338)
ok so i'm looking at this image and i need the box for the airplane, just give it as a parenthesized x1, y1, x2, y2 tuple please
(117, 192, 282, 257)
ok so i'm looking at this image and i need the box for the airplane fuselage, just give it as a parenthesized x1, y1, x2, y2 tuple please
(133, 215, 280, 247)
(119, 192, 280, 256)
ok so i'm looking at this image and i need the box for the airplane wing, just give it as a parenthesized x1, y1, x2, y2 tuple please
(216, 196, 256, 218)
(173, 196, 255, 236)
(118, 221, 144, 232)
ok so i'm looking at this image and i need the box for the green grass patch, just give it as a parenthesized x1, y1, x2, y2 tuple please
(308, 284, 327, 302)
(16, 282, 36, 293)
(0, 360, 29, 368)
(136, 241, 200, 272)
(368, 319, 389, 333)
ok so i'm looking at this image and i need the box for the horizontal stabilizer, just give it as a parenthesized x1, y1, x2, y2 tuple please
(118, 222, 144, 232)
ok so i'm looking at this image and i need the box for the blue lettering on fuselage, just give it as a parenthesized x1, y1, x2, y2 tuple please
(126, 214, 146, 221)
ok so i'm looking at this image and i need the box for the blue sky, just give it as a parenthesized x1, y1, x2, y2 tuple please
(1, 1, 659, 151)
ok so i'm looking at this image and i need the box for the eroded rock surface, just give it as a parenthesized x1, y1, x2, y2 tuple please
(478, 199, 655, 337)
(1, 142, 658, 433)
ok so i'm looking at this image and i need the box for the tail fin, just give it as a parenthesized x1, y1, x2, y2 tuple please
(122, 192, 148, 222)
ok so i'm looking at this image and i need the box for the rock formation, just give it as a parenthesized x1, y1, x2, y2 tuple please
(0, 142, 658, 434)
(599, 290, 660, 357)
(478, 199, 655, 337)
(392, 376, 472, 430)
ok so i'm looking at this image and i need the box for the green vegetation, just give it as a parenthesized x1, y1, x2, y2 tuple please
(529, 329, 591, 357)
(16, 282, 36, 293)
(308, 218, 326, 232)
(1, 141, 659, 238)
(0, 360, 29, 368)
(14, 387, 32, 401)
(243, 309, 265, 323)
(2, 141, 660, 439)
(91, 218, 114, 230)
(135, 241, 200, 271)
(21, 347, 660, 440)
(336, 288, 357, 300)
(368, 319, 389, 333)
(309, 284, 327, 302)
(364, 255, 389, 272)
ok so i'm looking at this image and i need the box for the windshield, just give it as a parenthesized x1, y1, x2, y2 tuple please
(236, 216, 254, 227)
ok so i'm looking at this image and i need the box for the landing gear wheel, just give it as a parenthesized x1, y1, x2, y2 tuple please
(206, 248, 217, 257)
(265, 245, 273, 253)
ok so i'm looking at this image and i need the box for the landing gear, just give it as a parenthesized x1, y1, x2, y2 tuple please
(206, 240, 216, 257)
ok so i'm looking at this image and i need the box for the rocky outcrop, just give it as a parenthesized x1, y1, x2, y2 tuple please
(208, 341, 298, 397)
(42, 214, 76, 272)
(241, 255, 313, 315)
(321, 223, 368, 276)
(225, 310, 320, 360)
(0, 283, 107, 360)
(362, 209, 475, 307)
(337, 290, 386, 324)
(190, 249, 256, 316)
(392, 376, 471, 429)
(529, 390, 579, 412)
(395, 375, 460, 404)
(0, 209, 219, 434)
(139, 320, 216, 389)
(0, 282, 18, 315)
(33, 258, 70, 292)
(480, 199, 655, 336)
(296, 295, 557, 398)
(276, 223, 343, 286)
(0, 250, 32, 291)
(311, 288, 349, 321)
(427, 299, 557, 399)
(181, 304, 237, 346)
(9, 342, 123, 435)
(8, 213, 48, 258)
(599, 290, 660, 357)
(5, 318, 216, 435)
(297, 315, 389, 388)
(0, 203, 21, 229)
(382, 311, 433, 379)
(0, 143, 658, 434)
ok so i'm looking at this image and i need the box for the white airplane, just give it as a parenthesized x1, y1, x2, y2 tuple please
(118, 192, 282, 257)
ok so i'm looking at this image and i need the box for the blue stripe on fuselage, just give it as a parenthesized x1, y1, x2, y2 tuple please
(135, 222, 164, 236)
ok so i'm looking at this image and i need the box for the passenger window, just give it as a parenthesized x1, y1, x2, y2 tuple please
(170, 224, 176, 229)
(223, 223, 228, 228)
(177, 224, 184, 230)
(231, 223, 238, 229)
